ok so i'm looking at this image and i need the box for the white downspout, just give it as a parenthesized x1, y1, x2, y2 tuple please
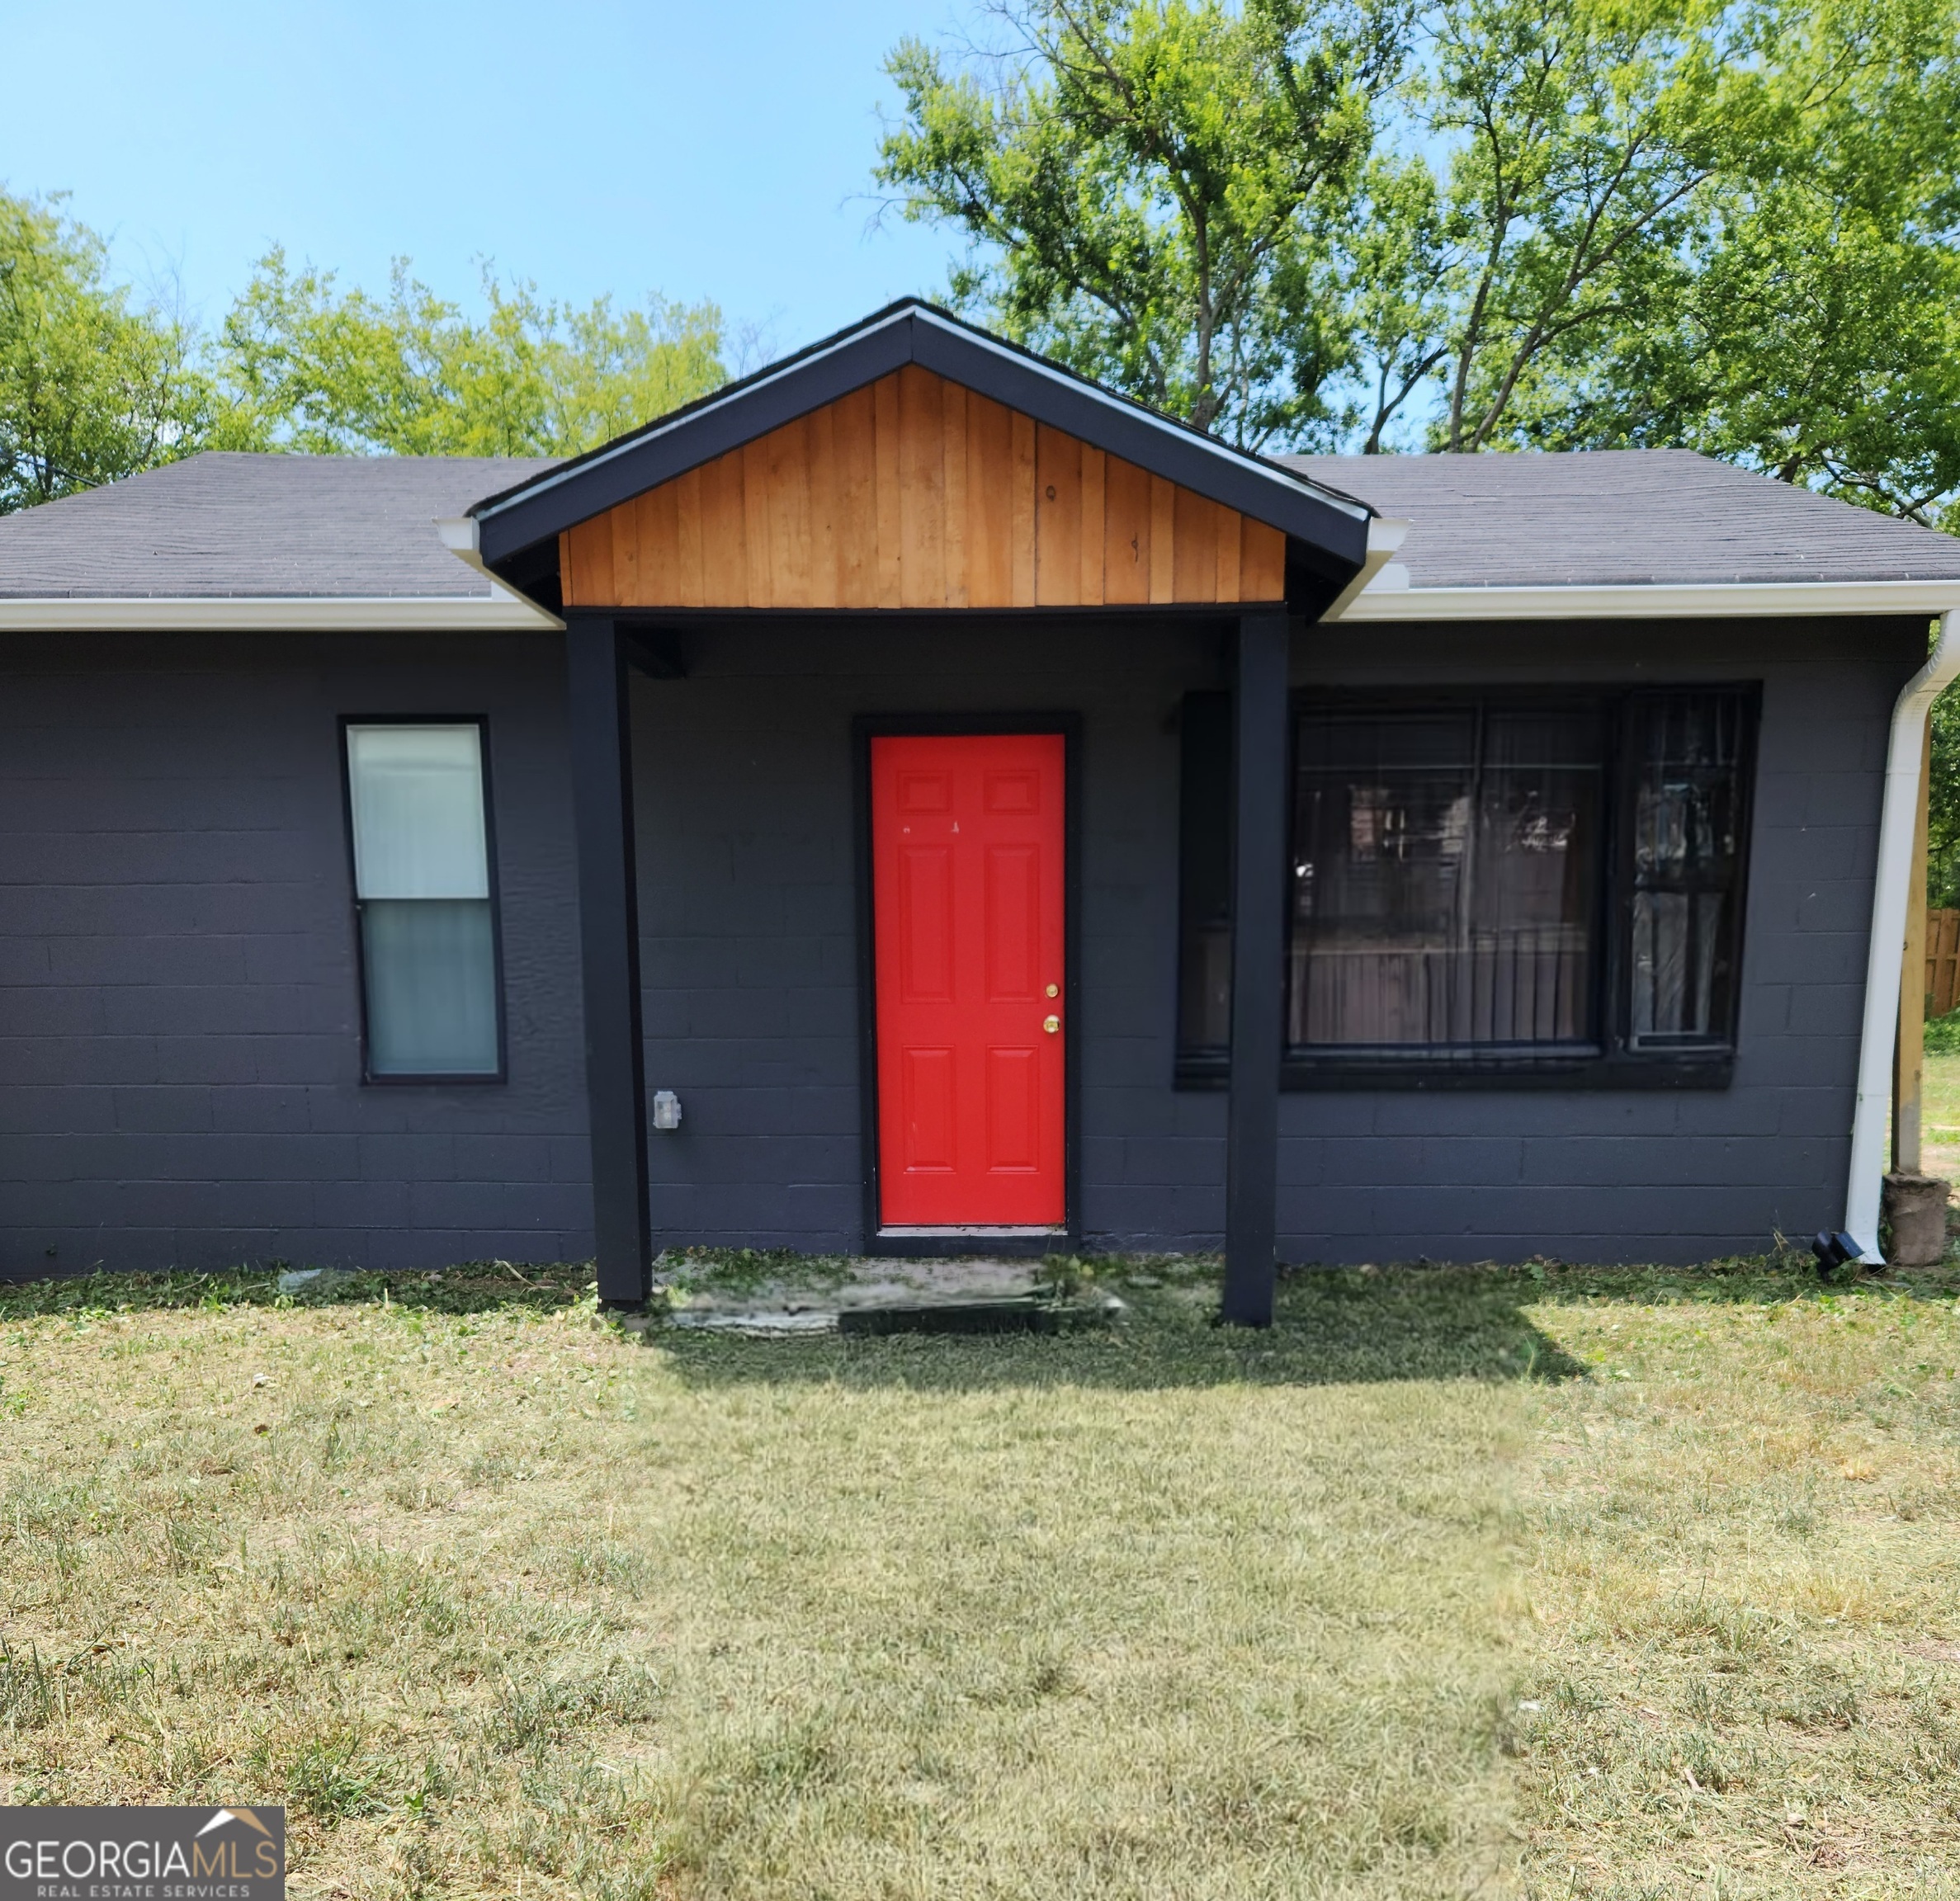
(1844, 609, 1960, 1261)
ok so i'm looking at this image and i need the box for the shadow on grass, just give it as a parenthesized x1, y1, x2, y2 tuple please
(1523, 1253, 1960, 1309)
(648, 1254, 1960, 1393)
(0, 1261, 594, 1321)
(0, 1257, 1584, 1389)
(8, 1254, 1954, 1394)
(647, 1265, 1598, 1392)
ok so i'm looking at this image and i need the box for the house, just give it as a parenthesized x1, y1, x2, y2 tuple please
(3, 300, 1958, 1319)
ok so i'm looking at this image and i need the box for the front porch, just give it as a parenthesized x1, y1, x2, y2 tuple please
(460, 302, 1381, 1323)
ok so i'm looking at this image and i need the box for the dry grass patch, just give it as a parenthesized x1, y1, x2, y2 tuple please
(1515, 1260, 1960, 1899)
(0, 1262, 1525, 1899)
(23, 1251, 1950, 1898)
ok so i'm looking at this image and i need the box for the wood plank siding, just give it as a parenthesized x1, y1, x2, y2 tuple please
(559, 365, 1289, 611)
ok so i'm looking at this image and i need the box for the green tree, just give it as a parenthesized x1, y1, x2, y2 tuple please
(1522, 0, 1960, 524)
(0, 190, 211, 512)
(881, 0, 1960, 493)
(876, 0, 1757, 452)
(1312, 0, 1954, 460)
(879, 0, 1960, 914)
(214, 250, 727, 457)
(1394, 0, 1745, 453)
(0, 195, 730, 507)
(1339, 155, 1452, 452)
(876, 0, 1409, 447)
(1929, 688, 1960, 910)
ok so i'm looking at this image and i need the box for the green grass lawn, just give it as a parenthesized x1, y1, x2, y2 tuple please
(2, 1256, 1957, 1899)
(1920, 1040, 1960, 1184)
(1521, 1267, 1960, 1897)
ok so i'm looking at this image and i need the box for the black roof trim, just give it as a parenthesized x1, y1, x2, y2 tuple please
(470, 300, 1372, 576)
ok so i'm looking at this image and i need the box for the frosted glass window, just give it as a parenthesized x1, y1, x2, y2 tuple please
(346, 724, 500, 1077)
(359, 901, 499, 1076)
(347, 724, 489, 899)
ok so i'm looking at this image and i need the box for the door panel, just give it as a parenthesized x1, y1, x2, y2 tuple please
(900, 1046, 956, 1172)
(897, 847, 954, 1000)
(872, 733, 1066, 1226)
(985, 846, 1039, 999)
(985, 1046, 1040, 1172)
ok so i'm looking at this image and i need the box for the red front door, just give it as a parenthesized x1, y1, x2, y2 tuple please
(871, 732, 1066, 1228)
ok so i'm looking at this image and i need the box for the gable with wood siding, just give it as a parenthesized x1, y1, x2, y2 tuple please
(560, 364, 1288, 611)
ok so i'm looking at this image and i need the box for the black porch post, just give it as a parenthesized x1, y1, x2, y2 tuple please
(1222, 609, 1291, 1327)
(564, 615, 653, 1308)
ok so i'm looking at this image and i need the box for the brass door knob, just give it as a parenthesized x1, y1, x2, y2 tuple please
(1042, 1015, 1060, 1034)
(1045, 983, 1059, 998)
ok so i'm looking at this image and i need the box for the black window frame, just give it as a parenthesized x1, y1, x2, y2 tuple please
(338, 713, 510, 1087)
(1609, 687, 1759, 1059)
(1174, 682, 1759, 1091)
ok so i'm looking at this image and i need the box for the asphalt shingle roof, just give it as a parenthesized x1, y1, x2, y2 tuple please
(1278, 448, 1960, 589)
(0, 452, 558, 599)
(2, 444, 1955, 601)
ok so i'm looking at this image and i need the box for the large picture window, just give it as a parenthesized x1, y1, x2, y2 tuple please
(1176, 686, 1755, 1083)
(343, 721, 503, 1080)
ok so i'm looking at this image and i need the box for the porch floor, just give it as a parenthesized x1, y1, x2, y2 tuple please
(655, 1252, 1076, 1333)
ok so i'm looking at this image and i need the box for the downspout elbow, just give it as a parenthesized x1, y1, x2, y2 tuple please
(1844, 609, 1960, 1262)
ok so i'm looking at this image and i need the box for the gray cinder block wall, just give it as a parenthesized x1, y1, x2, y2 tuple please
(1275, 616, 1925, 1263)
(628, 616, 1226, 1254)
(0, 612, 1922, 1275)
(0, 630, 588, 1275)
(631, 612, 1920, 1265)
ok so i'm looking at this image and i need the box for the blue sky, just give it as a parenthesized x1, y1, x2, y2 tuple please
(1, 0, 968, 358)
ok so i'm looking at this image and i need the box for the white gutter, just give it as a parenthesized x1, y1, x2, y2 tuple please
(0, 590, 561, 632)
(1325, 576, 1960, 621)
(1320, 518, 1410, 620)
(1843, 608, 1960, 1261)
(0, 519, 564, 633)
(437, 515, 494, 581)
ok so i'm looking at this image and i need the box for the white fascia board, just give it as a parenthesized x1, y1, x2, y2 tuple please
(1325, 578, 1960, 621)
(0, 590, 564, 632)
(438, 515, 492, 577)
(1318, 517, 1410, 620)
